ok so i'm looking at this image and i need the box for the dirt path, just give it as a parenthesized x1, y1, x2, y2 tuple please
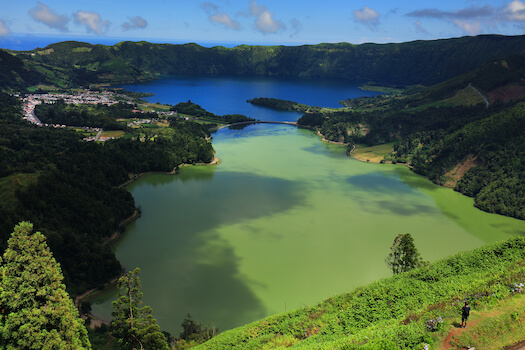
(346, 143, 376, 163)
(440, 295, 525, 350)
(316, 131, 349, 146)
(505, 340, 525, 350)
(440, 319, 480, 350)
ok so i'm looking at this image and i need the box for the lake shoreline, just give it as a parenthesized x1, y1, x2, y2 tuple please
(76, 155, 221, 324)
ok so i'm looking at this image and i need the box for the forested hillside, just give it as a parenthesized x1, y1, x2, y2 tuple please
(399, 102, 525, 219)
(4, 35, 525, 90)
(0, 92, 214, 293)
(297, 56, 525, 220)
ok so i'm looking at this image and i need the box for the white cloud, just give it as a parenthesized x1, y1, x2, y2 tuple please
(255, 9, 285, 33)
(74, 11, 110, 34)
(249, 0, 285, 34)
(28, 1, 69, 32)
(122, 16, 148, 31)
(353, 6, 380, 29)
(407, 1, 525, 35)
(210, 13, 241, 30)
(454, 19, 482, 35)
(504, 0, 525, 20)
(0, 20, 10, 37)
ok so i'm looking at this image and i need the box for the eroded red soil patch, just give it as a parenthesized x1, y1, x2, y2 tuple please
(444, 155, 478, 188)
(488, 85, 525, 104)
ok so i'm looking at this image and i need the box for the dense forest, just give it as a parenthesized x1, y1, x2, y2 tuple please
(34, 99, 155, 129)
(4, 35, 525, 91)
(0, 92, 214, 293)
(297, 56, 525, 220)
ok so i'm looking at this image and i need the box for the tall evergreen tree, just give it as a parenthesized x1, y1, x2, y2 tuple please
(0, 221, 91, 349)
(112, 268, 169, 350)
(385, 233, 424, 275)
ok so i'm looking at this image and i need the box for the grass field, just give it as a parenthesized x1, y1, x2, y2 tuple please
(139, 102, 172, 112)
(71, 127, 97, 137)
(100, 130, 125, 138)
(359, 85, 404, 96)
(444, 86, 485, 106)
(352, 143, 394, 162)
(26, 85, 59, 92)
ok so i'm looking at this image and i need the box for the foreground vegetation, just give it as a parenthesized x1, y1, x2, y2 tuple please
(3, 220, 525, 350)
(0, 222, 91, 349)
(193, 236, 525, 349)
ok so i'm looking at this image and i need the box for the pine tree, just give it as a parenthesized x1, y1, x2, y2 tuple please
(112, 268, 169, 350)
(385, 233, 424, 275)
(0, 221, 91, 349)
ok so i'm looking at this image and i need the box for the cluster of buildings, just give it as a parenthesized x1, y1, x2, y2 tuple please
(18, 90, 126, 128)
(15, 90, 187, 142)
(22, 90, 121, 107)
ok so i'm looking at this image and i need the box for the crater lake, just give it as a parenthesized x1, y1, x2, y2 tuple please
(91, 76, 525, 334)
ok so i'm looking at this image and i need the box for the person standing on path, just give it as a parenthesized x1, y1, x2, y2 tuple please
(461, 301, 470, 328)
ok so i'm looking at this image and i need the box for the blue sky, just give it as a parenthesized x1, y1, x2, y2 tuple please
(1, 0, 525, 47)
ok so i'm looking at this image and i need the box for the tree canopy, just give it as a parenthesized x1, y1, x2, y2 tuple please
(0, 221, 91, 349)
(385, 233, 424, 275)
(112, 268, 169, 350)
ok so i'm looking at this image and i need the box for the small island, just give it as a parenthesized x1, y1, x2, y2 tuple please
(247, 97, 315, 113)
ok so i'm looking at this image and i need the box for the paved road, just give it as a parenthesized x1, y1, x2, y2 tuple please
(94, 129, 103, 141)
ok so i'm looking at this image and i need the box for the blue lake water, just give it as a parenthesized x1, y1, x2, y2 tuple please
(119, 75, 378, 121)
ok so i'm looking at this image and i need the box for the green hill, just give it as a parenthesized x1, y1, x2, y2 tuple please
(296, 55, 525, 220)
(5, 34, 525, 90)
(192, 236, 525, 349)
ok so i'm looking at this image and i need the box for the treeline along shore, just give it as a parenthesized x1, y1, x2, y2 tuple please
(0, 91, 216, 295)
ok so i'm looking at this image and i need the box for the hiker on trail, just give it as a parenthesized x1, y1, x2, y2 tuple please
(461, 301, 470, 328)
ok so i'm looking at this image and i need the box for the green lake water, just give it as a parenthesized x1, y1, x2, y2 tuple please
(91, 123, 525, 334)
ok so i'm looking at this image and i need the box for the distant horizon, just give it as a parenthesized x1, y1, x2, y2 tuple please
(0, 32, 314, 51)
(2, 32, 523, 52)
(4, 0, 525, 51)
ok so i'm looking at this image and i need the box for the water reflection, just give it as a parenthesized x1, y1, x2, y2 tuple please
(347, 172, 413, 193)
(101, 170, 307, 331)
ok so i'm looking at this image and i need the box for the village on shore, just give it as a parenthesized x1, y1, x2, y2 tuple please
(15, 89, 181, 141)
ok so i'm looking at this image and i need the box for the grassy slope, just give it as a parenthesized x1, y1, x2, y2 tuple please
(352, 143, 394, 163)
(194, 237, 525, 349)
